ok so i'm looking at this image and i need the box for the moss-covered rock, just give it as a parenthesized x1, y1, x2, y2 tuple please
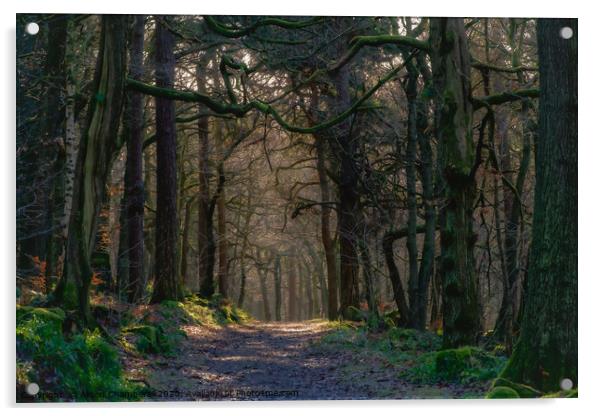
(486, 386, 520, 399)
(429, 347, 504, 382)
(491, 377, 541, 398)
(542, 388, 578, 398)
(17, 306, 65, 329)
(123, 324, 166, 353)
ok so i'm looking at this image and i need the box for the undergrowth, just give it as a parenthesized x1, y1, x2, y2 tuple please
(16, 294, 251, 401)
(318, 319, 506, 394)
(16, 306, 142, 401)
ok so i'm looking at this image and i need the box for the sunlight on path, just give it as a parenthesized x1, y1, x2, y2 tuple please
(123, 320, 467, 401)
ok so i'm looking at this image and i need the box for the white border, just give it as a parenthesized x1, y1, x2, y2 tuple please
(2, 1, 598, 415)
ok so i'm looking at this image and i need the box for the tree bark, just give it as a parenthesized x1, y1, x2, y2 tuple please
(415, 55, 437, 331)
(404, 60, 421, 329)
(217, 174, 229, 298)
(123, 15, 145, 302)
(42, 15, 69, 292)
(430, 17, 480, 348)
(54, 15, 127, 325)
(196, 61, 213, 297)
(151, 16, 181, 303)
(274, 254, 282, 321)
(500, 18, 577, 392)
(330, 65, 360, 318)
(287, 257, 297, 321)
(315, 133, 339, 320)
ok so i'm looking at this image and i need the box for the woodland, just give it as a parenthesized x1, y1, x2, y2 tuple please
(16, 15, 577, 401)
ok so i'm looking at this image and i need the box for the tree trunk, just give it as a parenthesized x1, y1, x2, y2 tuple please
(180, 197, 193, 289)
(287, 257, 297, 321)
(500, 18, 577, 392)
(217, 176, 229, 298)
(237, 190, 253, 307)
(123, 15, 145, 302)
(196, 62, 213, 297)
(404, 61, 421, 329)
(151, 16, 180, 303)
(315, 133, 338, 320)
(430, 17, 480, 348)
(54, 15, 127, 325)
(330, 66, 360, 318)
(413, 55, 437, 331)
(274, 254, 282, 321)
(42, 15, 69, 292)
(383, 228, 411, 326)
(259, 266, 272, 321)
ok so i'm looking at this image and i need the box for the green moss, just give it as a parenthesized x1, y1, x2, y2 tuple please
(17, 306, 65, 327)
(491, 377, 541, 398)
(406, 347, 505, 384)
(122, 324, 182, 355)
(486, 386, 520, 399)
(62, 280, 79, 310)
(387, 328, 442, 351)
(542, 388, 578, 398)
(17, 308, 139, 401)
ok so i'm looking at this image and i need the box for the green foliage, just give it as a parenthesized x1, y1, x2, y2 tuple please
(17, 308, 140, 401)
(123, 324, 169, 354)
(387, 328, 442, 351)
(120, 295, 249, 356)
(319, 325, 442, 368)
(17, 306, 65, 327)
(344, 306, 366, 322)
(152, 295, 250, 327)
(405, 347, 506, 384)
(486, 386, 520, 399)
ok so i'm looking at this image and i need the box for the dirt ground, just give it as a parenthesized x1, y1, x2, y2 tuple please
(122, 321, 485, 401)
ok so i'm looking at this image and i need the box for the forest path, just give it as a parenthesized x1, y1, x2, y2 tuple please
(125, 320, 468, 400)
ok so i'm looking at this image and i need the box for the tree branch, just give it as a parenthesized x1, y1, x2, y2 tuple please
(203, 15, 323, 38)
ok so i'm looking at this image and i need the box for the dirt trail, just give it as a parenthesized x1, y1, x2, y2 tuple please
(123, 321, 474, 401)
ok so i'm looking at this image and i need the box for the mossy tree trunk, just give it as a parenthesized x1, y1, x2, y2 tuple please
(54, 15, 127, 325)
(151, 16, 181, 303)
(430, 17, 480, 348)
(500, 18, 577, 392)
